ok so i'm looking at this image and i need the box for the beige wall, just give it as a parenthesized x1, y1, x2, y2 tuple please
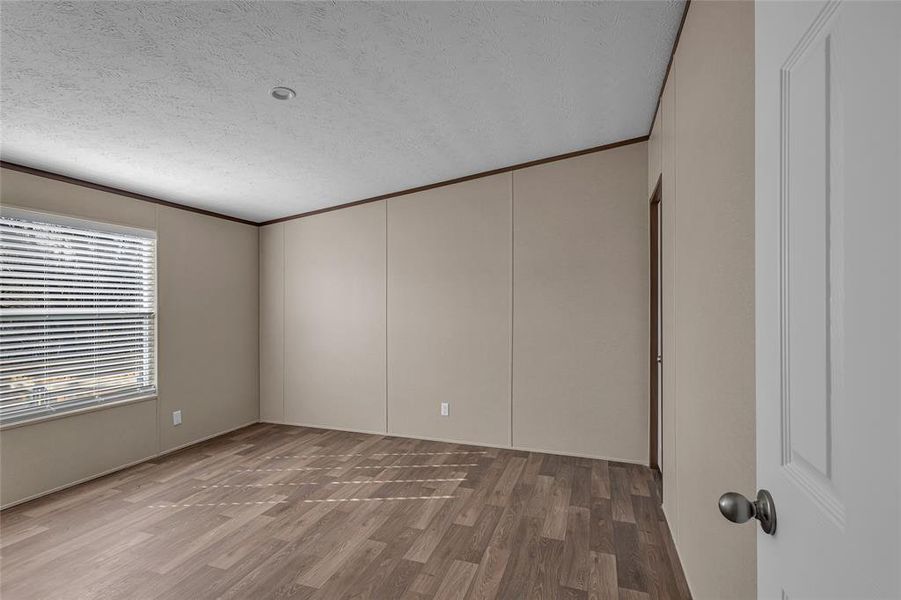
(0, 398, 159, 507)
(1, 144, 648, 505)
(513, 144, 649, 463)
(0, 167, 260, 507)
(259, 223, 285, 423)
(283, 202, 387, 434)
(660, 63, 679, 542)
(648, 107, 662, 194)
(387, 174, 512, 447)
(263, 145, 649, 461)
(646, 2, 756, 598)
(156, 206, 260, 451)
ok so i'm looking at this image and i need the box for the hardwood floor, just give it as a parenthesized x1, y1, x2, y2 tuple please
(0, 424, 690, 600)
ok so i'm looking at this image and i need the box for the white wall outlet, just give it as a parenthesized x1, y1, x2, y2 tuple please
(172, 410, 182, 426)
(440, 402, 449, 417)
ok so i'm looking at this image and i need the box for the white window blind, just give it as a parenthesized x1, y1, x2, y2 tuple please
(0, 212, 156, 424)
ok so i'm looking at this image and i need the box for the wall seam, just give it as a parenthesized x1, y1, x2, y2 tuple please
(674, 60, 682, 546)
(384, 201, 389, 434)
(510, 172, 515, 447)
(154, 206, 161, 456)
(669, 57, 681, 545)
(282, 223, 286, 422)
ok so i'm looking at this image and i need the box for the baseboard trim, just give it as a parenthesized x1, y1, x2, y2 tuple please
(158, 419, 260, 455)
(268, 419, 648, 467)
(0, 419, 260, 511)
(513, 442, 647, 467)
(271, 420, 388, 438)
(1, 454, 159, 511)
(3, 418, 647, 511)
(660, 501, 694, 598)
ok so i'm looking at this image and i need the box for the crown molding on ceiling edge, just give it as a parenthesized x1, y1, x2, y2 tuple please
(2, 134, 649, 227)
(260, 134, 650, 226)
(0, 160, 257, 226)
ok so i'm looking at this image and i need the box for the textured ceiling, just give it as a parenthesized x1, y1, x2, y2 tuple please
(1, 1, 685, 222)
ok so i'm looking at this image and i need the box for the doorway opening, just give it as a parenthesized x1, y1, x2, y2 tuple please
(649, 177, 663, 499)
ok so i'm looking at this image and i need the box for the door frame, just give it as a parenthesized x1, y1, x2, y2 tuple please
(648, 176, 662, 472)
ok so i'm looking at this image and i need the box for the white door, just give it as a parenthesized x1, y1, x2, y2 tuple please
(756, 1, 901, 599)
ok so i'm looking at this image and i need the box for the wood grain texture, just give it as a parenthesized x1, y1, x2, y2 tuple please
(0, 423, 690, 599)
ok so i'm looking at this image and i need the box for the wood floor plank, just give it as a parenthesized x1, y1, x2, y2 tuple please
(619, 589, 652, 600)
(613, 521, 647, 593)
(659, 521, 692, 600)
(591, 460, 612, 500)
(633, 494, 662, 546)
(433, 559, 479, 600)
(571, 465, 593, 509)
(295, 509, 389, 588)
(484, 476, 531, 554)
(558, 586, 589, 600)
(610, 466, 637, 523)
(412, 477, 467, 529)
(0, 423, 690, 600)
(641, 537, 680, 600)
(627, 464, 651, 497)
(453, 504, 504, 564)
(526, 474, 554, 520)
(487, 456, 526, 507)
(156, 497, 286, 575)
(368, 558, 423, 599)
(590, 498, 616, 555)
(494, 515, 544, 599)
(560, 506, 591, 590)
(404, 488, 473, 563)
(309, 539, 387, 599)
(587, 551, 619, 600)
(0, 524, 48, 550)
(465, 545, 510, 600)
(528, 536, 565, 600)
(541, 462, 574, 540)
(207, 515, 277, 569)
(345, 522, 421, 598)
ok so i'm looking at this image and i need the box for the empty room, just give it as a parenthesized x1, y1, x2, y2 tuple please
(0, 1, 898, 598)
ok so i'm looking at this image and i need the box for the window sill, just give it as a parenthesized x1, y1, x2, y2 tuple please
(0, 394, 158, 431)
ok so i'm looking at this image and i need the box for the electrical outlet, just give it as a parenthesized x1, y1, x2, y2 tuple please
(172, 410, 182, 426)
(440, 402, 449, 417)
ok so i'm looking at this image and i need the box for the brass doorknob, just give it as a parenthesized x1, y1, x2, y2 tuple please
(718, 489, 777, 535)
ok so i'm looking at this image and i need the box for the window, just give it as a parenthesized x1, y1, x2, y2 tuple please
(0, 210, 156, 424)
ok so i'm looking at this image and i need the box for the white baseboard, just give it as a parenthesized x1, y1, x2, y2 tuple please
(268, 419, 648, 467)
(0, 419, 260, 511)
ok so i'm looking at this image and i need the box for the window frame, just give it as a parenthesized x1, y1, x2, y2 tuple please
(0, 206, 158, 428)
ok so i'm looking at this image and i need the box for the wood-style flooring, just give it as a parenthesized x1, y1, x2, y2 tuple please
(0, 423, 690, 600)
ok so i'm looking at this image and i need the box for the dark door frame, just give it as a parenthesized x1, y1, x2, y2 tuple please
(649, 176, 663, 472)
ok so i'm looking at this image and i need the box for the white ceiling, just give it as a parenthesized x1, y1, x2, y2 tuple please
(1, 1, 684, 223)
